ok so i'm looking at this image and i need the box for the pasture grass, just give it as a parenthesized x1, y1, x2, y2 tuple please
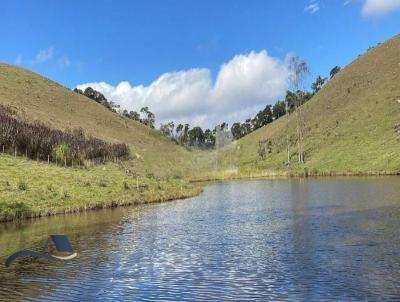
(0, 154, 201, 222)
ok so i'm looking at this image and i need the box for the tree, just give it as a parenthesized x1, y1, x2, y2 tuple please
(242, 119, 252, 136)
(167, 121, 174, 137)
(231, 122, 243, 140)
(129, 111, 140, 121)
(73, 88, 83, 94)
(330, 66, 341, 79)
(288, 56, 309, 164)
(272, 100, 286, 120)
(176, 124, 183, 144)
(182, 124, 190, 146)
(204, 129, 215, 149)
(220, 122, 228, 131)
(159, 121, 174, 137)
(140, 107, 155, 129)
(188, 126, 205, 147)
(285, 91, 297, 114)
(252, 105, 273, 130)
(122, 109, 129, 118)
(74, 86, 113, 111)
(83, 87, 109, 107)
(160, 123, 170, 137)
(215, 123, 232, 149)
(311, 75, 327, 94)
(53, 143, 72, 165)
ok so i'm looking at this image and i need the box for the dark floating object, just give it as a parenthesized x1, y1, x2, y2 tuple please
(5, 235, 77, 268)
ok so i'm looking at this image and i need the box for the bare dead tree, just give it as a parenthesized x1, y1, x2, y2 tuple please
(285, 98, 290, 165)
(288, 56, 309, 164)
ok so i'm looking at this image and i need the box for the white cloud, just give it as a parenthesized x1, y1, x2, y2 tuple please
(31, 46, 54, 64)
(362, 0, 400, 16)
(304, 1, 320, 14)
(77, 50, 290, 128)
(343, 0, 352, 6)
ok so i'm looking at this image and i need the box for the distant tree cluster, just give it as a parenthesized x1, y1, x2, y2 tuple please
(0, 105, 129, 166)
(330, 66, 341, 79)
(73, 87, 156, 129)
(122, 107, 155, 129)
(158, 64, 341, 153)
(73, 87, 118, 112)
(158, 122, 234, 150)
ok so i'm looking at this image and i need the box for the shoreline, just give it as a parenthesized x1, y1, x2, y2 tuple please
(1, 156, 400, 224)
(189, 169, 400, 183)
(0, 184, 202, 223)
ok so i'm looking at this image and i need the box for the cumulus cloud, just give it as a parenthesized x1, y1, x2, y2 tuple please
(362, 0, 400, 16)
(304, 1, 320, 14)
(77, 50, 290, 128)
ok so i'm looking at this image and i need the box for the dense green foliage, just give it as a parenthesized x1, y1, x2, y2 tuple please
(73, 87, 117, 111)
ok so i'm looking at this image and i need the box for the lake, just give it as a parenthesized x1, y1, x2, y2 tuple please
(0, 177, 400, 301)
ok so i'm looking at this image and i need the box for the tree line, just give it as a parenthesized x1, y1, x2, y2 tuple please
(73, 65, 341, 153)
(159, 65, 341, 150)
(73, 87, 156, 129)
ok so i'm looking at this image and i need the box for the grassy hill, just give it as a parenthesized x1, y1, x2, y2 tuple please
(0, 64, 200, 221)
(0, 63, 197, 177)
(194, 34, 400, 180)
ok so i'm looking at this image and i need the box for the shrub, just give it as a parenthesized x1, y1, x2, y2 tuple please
(99, 179, 107, 187)
(61, 189, 70, 199)
(0, 105, 129, 166)
(123, 181, 130, 190)
(53, 143, 72, 165)
(18, 179, 28, 191)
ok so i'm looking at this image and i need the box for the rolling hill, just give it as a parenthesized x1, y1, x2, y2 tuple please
(197, 34, 400, 179)
(0, 63, 200, 221)
(0, 63, 196, 177)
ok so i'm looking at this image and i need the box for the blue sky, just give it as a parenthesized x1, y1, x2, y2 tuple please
(1, 0, 400, 127)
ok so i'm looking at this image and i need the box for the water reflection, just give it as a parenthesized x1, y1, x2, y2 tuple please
(0, 177, 400, 300)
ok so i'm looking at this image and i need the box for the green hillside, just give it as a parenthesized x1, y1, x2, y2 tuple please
(0, 63, 196, 177)
(195, 34, 400, 180)
(0, 64, 200, 221)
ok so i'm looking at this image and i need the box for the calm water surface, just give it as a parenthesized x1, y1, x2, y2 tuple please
(0, 177, 400, 301)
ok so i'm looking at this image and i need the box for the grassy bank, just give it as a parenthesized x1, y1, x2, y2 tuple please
(190, 168, 400, 183)
(0, 154, 201, 222)
(0, 63, 203, 222)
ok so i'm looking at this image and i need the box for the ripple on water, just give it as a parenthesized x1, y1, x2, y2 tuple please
(1, 178, 400, 301)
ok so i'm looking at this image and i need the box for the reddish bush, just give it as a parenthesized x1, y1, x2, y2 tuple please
(0, 105, 129, 166)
